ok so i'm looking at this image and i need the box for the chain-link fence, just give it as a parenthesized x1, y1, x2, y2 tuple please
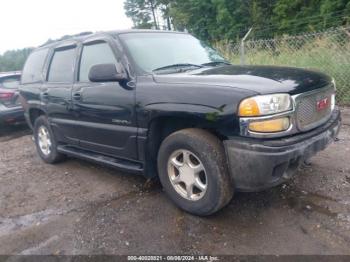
(217, 27, 350, 105)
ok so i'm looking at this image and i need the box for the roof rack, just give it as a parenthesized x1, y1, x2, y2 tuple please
(40, 31, 94, 47)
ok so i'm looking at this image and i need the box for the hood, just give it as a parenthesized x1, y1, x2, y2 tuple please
(153, 65, 332, 95)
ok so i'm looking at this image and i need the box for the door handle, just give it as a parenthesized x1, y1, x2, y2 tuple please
(73, 93, 82, 100)
(41, 92, 49, 99)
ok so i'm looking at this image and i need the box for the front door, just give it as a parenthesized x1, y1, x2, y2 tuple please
(71, 40, 137, 160)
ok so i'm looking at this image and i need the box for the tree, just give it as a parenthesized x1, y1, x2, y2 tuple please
(124, 0, 350, 42)
(124, 0, 160, 29)
(272, 0, 350, 34)
(169, 0, 217, 40)
(156, 0, 173, 30)
(0, 48, 33, 72)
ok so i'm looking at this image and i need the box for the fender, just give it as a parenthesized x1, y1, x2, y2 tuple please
(139, 101, 240, 137)
(136, 102, 238, 178)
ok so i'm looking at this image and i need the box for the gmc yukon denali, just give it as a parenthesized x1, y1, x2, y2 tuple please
(19, 30, 341, 216)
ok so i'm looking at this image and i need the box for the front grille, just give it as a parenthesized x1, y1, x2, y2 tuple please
(295, 87, 333, 132)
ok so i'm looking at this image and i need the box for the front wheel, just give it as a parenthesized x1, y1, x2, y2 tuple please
(157, 129, 234, 216)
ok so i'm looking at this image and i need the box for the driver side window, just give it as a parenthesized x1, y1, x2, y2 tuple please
(79, 42, 118, 82)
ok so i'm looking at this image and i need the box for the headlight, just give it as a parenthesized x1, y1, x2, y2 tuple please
(239, 94, 292, 117)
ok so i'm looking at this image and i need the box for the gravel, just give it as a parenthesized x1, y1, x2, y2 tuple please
(0, 108, 349, 255)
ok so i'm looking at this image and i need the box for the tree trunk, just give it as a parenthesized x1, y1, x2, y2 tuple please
(167, 16, 171, 30)
(149, 0, 158, 29)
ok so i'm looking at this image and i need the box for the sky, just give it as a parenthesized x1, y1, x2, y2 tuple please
(0, 0, 133, 54)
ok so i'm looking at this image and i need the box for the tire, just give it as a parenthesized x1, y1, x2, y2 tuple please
(33, 115, 65, 164)
(157, 128, 234, 216)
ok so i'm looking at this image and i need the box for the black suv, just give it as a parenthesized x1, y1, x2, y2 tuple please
(20, 30, 341, 215)
(0, 71, 24, 125)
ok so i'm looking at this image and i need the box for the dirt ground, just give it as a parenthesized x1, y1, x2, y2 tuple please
(0, 109, 349, 256)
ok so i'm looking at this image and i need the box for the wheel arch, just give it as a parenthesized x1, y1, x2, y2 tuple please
(142, 112, 227, 178)
(28, 107, 46, 128)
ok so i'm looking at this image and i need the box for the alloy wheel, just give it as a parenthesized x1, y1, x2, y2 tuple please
(167, 149, 207, 201)
(37, 126, 52, 156)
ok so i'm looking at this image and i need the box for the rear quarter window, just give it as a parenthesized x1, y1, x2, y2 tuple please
(21, 49, 49, 84)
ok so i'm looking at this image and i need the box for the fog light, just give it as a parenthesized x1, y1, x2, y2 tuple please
(249, 117, 290, 133)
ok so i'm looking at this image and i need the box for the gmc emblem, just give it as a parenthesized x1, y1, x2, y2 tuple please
(317, 97, 330, 111)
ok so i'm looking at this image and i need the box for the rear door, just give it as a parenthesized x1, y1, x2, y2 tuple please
(20, 48, 50, 126)
(71, 38, 137, 160)
(42, 44, 79, 144)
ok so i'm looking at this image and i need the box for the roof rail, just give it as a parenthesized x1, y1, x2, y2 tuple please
(40, 31, 94, 47)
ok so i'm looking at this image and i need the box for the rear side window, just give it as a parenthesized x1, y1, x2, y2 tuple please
(21, 49, 48, 84)
(79, 42, 117, 82)
(48, 47, 76, 83)
(0, 76, 21, 89)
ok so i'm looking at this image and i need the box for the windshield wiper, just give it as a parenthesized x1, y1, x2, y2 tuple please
(152, 63, 203, 73)
(201, 61, 232, 67)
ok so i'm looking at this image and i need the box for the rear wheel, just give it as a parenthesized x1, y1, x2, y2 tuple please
(34, 116, 65, 164)
(157, 128, 234, 216)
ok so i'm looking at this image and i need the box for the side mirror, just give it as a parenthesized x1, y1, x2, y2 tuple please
(88, 63, 127, 82)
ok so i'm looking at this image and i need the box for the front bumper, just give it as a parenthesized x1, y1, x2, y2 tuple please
(0, 105, 25, 125)
(224, 109, 341, 192)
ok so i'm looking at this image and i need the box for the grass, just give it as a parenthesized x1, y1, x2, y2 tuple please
(215, 35, 350, 105)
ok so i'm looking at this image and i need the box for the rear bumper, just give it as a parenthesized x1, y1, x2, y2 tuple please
(224, 109, 341, 192)
(0, 106, 25, 125)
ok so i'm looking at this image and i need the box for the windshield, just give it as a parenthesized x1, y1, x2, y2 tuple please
(119, 33, 227, 73)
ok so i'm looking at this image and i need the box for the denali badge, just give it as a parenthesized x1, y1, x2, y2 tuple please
(112, 119, 131, 125)
(317, 97, 329, 111)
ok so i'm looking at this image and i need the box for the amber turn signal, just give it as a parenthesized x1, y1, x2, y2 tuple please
(249, 117, 290, 133)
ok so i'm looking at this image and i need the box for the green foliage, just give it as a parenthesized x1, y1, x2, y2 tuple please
(125, 1, 350, 104)
(0, 32, 94, 72)
(124, 0, 350, 40)
(0, 48, 33, 72)
(124, 0, 159, 29)
(124, 0, 350, 105)
(272, 0, 350, 34)
(215, 33, 350, 104)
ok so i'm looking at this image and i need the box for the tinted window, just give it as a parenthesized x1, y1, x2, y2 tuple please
(21, 49, 48, 84)
(48, 47, 76, 83)
(0, 76, 21, 89)
(79, 42, 117, 82)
